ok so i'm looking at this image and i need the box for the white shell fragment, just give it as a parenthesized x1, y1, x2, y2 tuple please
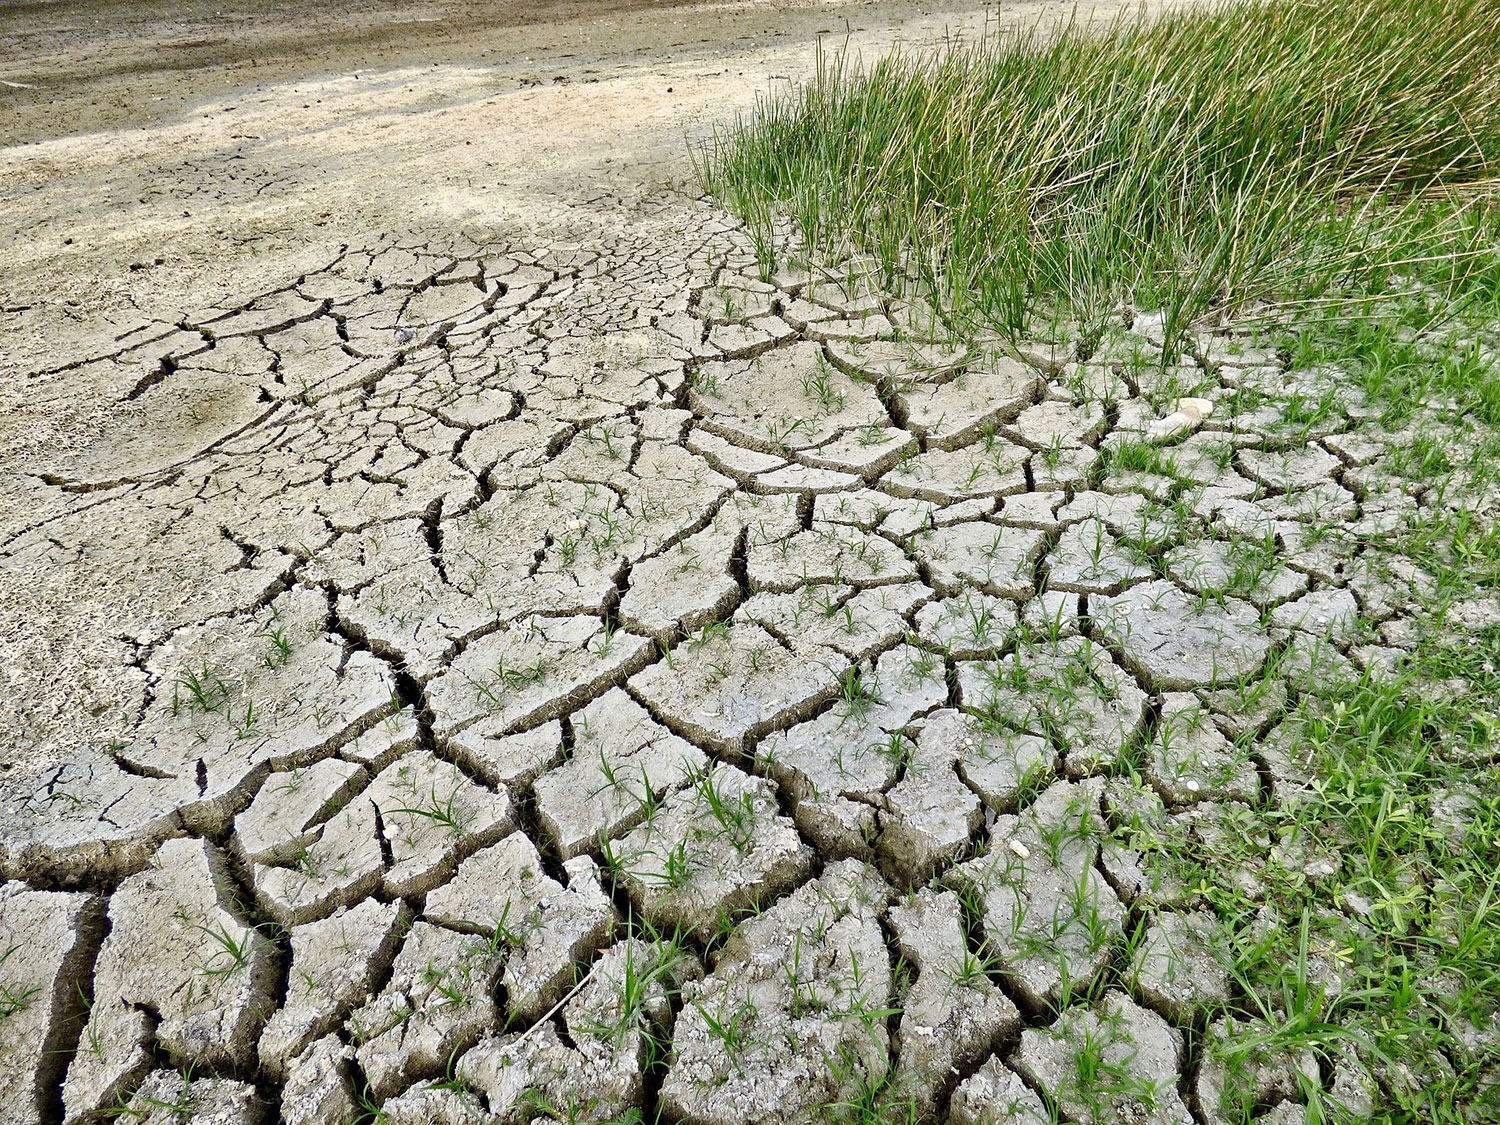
(1146, 396, 1214, 441)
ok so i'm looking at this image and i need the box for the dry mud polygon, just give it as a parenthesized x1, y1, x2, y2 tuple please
(0, 183, 1464, 1123)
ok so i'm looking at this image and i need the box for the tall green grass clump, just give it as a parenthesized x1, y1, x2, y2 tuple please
(702, 0, 1500, 339)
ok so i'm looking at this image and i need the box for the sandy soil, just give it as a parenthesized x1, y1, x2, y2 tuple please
(0, 0, 1194, 796)
(9, 7, 1456, 1122)
(1, 0, 1148, 466)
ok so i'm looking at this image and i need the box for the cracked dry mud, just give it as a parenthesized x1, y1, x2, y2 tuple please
(0, 33, 1461, 1112)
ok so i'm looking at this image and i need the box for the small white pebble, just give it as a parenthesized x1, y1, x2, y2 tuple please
(1177, 396, 1214, 419)
(1185, 779, 1200, 793)
(1008, 839, 1030, 860)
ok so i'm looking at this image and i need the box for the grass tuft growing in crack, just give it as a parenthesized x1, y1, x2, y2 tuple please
(701, 0, 1500, 342)
(1134, 619, 1500, 1120)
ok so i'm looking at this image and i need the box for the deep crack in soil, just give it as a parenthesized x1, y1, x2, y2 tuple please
(2, 0, 1474, 1122)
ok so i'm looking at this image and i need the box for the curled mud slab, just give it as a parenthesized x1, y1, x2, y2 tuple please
(0, 193, 1425, 1121)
